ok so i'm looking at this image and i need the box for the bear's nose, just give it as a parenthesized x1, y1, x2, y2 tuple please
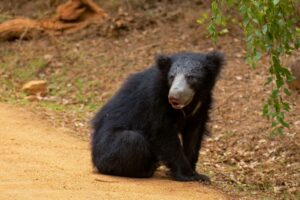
(168, 96, 180, 105)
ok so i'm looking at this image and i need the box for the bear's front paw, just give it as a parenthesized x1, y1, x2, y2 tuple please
(194, 173, 211, 184)
(172, 172, 211, 183)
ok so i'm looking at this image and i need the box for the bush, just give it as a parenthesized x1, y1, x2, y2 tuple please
(208, 0, 300, 135)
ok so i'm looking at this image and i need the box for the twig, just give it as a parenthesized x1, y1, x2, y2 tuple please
(133, 42, 160, 53)
(94, 178, 118, 183)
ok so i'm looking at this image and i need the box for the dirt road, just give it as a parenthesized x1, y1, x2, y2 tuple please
(0, 103, 228, 200)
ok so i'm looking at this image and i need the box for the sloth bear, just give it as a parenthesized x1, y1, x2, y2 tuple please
(91, 51, 224, 182)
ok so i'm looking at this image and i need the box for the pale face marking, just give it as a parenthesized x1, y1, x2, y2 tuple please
(168, 73, 195, 109)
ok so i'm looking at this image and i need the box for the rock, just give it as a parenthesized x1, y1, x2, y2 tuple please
(43, 54, 54, 64)
(235, 76, 243, 81)
(288, 187, 297, 194)
(235, 53, 243, 58)
(288, 58, 300, 92)
(273, 186, 287, 194)
(22, 80, 47, 96)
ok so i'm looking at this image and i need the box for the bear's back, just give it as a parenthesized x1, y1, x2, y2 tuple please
(92, 66, 169, 132)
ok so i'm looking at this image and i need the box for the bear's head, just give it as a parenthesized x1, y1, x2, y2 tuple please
(156, 51, 224, 109)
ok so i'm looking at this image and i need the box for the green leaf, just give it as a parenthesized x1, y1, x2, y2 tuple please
(287, 75, 296, 82)
(272, 121, 278, 127)
(211, 1, 218, 10)
(274, 101, 280, 113)
(219, 28, 229, 35)
(277, 127, 283, 135)
(284, 88, 291, 96)
(271, 89, 279, 98)
(282, 102, 290, 111)
(245, 56, 252, 65)
(276, 78, 284, 88)
(254, 51, 262, 61)
(253, 18, 259, 24)
(243, 18, 250, 27)
(208, 0, 298, 135)
(281, 67, 291, 76)
(262, 25, 268, 34)
(277, 116, 290, 128)
(263, 104, 269, 117)
(197, 12, 209, 25)
(215, 14, 222, 24)
(265, 76, 273, 85)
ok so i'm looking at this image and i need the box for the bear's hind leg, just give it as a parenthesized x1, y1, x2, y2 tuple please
(93, 130, 157, 178)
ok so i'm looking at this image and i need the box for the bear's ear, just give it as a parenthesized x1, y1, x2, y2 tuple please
(205, 51, 225, 76)
(156, 55, 172, 74)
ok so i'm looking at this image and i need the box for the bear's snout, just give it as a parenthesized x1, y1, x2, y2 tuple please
(168, 74, 194, 109)
(168, 96, 181, 107)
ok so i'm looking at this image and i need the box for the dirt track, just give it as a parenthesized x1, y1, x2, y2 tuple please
(0, 103, 228, 200)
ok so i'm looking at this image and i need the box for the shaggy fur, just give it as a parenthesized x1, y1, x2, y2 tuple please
(91, 51, 224, 182)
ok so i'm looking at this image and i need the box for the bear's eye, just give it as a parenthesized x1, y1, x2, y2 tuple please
(186, 75, 195, 81)
(169, 75, 175, 81)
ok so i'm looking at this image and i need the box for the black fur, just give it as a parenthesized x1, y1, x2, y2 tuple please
(91, 51, 224, 182)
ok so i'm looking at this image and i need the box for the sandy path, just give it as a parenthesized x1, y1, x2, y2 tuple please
(0, 103, 228, 200)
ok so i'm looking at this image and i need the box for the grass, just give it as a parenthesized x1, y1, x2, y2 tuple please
(0, 12, 12, 23)
(221, 131, 236, 139)
(40, 101, 65, 111)
(14, 58, 47, 80)
(0, 48, 106, 115)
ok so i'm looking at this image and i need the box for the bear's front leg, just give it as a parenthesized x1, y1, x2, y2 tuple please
(181, 126, 210, 184)
(181, 100, 211, 170)
(181, 125, 205, 170)
(169, 159, 210, 183)
(151, 131, 208, 182)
